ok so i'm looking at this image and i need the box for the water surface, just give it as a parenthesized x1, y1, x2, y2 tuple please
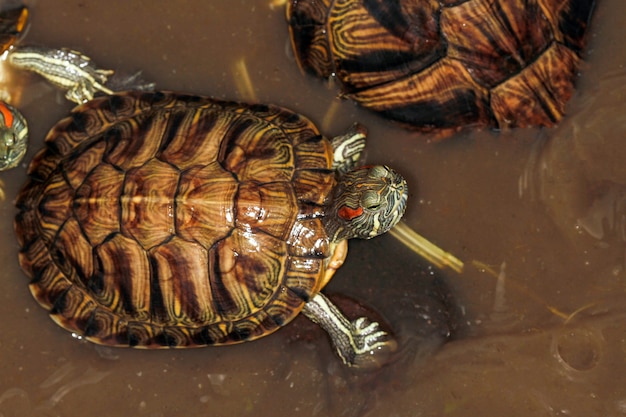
(1, 1, 625, 416)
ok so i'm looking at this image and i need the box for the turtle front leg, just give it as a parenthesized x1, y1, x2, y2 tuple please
(302, 292, 396, 368)
(7, 45, 114, 104)
(330, 123, 367, 176)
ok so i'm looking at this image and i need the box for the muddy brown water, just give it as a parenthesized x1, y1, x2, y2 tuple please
(0, 1, 625, 416)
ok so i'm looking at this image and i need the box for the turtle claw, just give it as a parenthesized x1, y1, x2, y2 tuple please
(63, 66, 115, 104)
(65, 81, 111, 104)
(353, 317, 386, 345)
(348, 317, 397, 368)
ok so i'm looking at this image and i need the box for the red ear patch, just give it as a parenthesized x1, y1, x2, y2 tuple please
(338, 205, 363, 221)
(0, 102, 14, 128)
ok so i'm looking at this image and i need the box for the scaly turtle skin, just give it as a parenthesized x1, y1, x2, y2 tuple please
(0, 101, 27, 170)
(15, 91, 408, 368)
(287, 0, 597, 133)
(0, 4, 29, 170)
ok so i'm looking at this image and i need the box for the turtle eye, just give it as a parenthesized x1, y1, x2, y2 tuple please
(368, 165, 390, 179)
(362, 190, 382, 211)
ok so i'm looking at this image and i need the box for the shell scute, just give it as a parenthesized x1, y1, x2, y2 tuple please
(93, 233, 151, 320)
(292, 133, 333, 171)
(235, 181, 298, 240)
(103, 111, 165, 171)
(220, 114, 295, 183)
(49, 285, 98, 333)
(121, 158, 179, 250)
(260, 284, 311, 327)
(441, 0, 554, 88)
(74, 163, 124, 245)
(292, 168, 335, 206)
(350, 57, 492, 129)
(540, 0, 596, 51)
(81, 307, 129, 345)
(283, 257, 324, 302)
(491, 43, 579, 128)
(333, 0, 443, 91)
(53, 217, 94, 282)
(158, 108, 230, 170)
(175, 162, 237, 249)
(37, 172, 73, 243)
(62, 140, 107, 190)
(212, 229, 287, 321)
(287, 218, 330, 258)
(148, 237, 215, 326)
(28, 263, 72, 311)
(224, 303, 296, 343)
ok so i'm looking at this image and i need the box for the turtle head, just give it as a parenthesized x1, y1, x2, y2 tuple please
(325, 165, 408, 242)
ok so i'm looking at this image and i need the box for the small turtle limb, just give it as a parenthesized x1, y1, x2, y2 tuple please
(330, 123, 367, 176)
(7, 45, 114, 104)
(302, 292, 397, 368)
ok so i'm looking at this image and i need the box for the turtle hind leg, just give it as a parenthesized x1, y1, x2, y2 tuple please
(330, 123, 367, 176)
(302, 292, 396, 368)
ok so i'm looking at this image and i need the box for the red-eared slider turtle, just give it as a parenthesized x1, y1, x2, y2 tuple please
(286, 0, 597, 132)
(15, 91, 408, 367)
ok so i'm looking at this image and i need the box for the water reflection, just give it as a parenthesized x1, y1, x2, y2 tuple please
(522, 71, 626, 259)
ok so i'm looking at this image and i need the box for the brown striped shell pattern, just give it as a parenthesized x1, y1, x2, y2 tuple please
(287, 0, 597, 133)
(14, 91, 406, 350)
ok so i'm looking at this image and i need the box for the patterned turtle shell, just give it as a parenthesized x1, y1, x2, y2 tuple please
(286, 0, 597, 132)
(15, 91, 344, 348)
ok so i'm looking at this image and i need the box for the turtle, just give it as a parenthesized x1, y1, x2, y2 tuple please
(14, 91, 409, 368)
(286, 0, 597, 133)
(0, 3, 154, 170)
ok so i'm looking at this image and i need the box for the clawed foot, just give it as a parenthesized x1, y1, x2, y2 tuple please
(65, 78, 113, 104)
(352, 317, 388, 350)
(302, 293, 397, 368)
(346, 317, 397, 368)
